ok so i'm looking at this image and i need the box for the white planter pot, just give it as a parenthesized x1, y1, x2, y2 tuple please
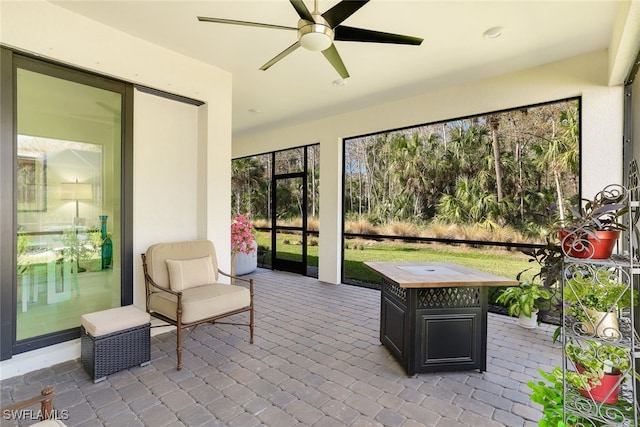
(518, 309, 538, 329)
(582, 308, 620, 339)
(233, 240, 258, 276)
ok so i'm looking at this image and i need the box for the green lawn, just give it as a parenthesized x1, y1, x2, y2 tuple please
(345, 240, 534, 284)
(254, 230, 557, 316)
(256, 231, 536, 285)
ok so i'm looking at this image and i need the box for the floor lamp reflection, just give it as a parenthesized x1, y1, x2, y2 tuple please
(61, 180, 93, 273)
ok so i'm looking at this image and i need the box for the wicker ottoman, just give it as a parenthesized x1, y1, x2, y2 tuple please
(81, 305, 151, 382)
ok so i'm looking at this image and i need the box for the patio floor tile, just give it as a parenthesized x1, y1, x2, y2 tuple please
(1, 269, 561, 426)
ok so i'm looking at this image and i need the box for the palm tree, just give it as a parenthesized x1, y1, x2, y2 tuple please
(437, 176, 502, 224)
(488, 115, 504, 201)
(535, 106, 579, 226)
(391, 132, 431, 220)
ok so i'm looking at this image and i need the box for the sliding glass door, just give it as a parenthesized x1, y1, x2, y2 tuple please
(1, 49, 132, 358)
(16, 61, 123, 341)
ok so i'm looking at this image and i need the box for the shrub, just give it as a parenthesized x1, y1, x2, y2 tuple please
(423, 222, 452, 239)
(345, 219, 378, 235)
(459, 224, 491, 242)
(307, 217, 319, 231)
(252, 218, 270, 228)
(384, 221, 420, 237)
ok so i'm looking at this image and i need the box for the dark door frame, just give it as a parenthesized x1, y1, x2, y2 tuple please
(271, 151, 308, 275)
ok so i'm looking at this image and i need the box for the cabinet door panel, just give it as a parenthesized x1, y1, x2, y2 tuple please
(381, 296, 406, 361)
(417, 309, 482, 371)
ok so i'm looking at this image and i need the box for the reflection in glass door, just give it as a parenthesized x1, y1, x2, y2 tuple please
(15, 63, 122, 341)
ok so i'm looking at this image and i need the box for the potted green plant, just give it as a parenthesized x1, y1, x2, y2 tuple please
(517, 233, 564, 324)
(565, 339, 632, 404)
(560, 185, 627, 259)
(495, 279, 552, 328)
(78, 231, 106, 272)
(564, 265, 633, 339)
(528, 368, 578, 427)
(521, 233, 564, 289)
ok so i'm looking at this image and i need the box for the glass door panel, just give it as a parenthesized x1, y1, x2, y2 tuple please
(273, 175, 306, 274)
(16, 67, 122, 340)
(275, 147, 304, 175)
(306, 144, 319, 277)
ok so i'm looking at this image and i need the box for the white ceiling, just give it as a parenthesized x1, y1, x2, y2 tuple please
(51, 1, 633, 138)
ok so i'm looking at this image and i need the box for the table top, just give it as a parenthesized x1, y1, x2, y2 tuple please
(364, 261, 518, 288)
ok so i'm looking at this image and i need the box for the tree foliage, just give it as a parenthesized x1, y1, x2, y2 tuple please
(344, 99, 579, 241)
(232, 145, 320, 222)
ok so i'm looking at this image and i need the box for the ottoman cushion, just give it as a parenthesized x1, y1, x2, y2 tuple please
(81, 305, 150, 337)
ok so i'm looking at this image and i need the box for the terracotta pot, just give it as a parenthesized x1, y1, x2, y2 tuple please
(558, 230, 620, 259)
(576, 365, 621, 404)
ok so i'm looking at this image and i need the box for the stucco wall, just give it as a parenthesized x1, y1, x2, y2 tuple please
(233, 50, 625, 285)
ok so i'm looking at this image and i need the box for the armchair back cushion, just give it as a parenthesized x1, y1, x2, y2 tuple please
(145, 240, 219, 290)
(166, 256, 215, 291)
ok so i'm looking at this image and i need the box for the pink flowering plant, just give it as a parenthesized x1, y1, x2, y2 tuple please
(231, 213, 256, 255)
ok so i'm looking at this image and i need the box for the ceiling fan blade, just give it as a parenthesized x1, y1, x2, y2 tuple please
(321, 44, 350, 79)
(197, 16, 296, 31)
(260, 41, 301, 71)
(322, 1, 369, 28)
(289, 0, 314, 22)
(334, 26, 423, 45)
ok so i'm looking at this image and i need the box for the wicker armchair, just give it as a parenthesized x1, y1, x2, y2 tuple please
(1, 386, 66, 426)
(141, 240, 254, 370)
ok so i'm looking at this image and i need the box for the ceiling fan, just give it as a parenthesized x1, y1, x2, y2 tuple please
(198, 0, 423, 79)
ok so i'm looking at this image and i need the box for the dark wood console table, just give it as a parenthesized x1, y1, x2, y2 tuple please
(365, 262, 517, 376)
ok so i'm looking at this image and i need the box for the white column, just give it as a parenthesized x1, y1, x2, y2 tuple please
(318, 137, 343, 284)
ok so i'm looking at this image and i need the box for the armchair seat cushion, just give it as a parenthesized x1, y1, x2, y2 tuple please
(148, 283, 250, 324)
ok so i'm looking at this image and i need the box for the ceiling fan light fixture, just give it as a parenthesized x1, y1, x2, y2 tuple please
(298, 21, 334, 51)
(300, 32, 332, 51)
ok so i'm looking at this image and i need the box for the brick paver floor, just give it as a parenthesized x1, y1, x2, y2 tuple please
(1, 269, 561, 426)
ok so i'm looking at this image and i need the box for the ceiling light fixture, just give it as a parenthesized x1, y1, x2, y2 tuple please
(482, 26, 503, 39)
(333, 78, 347, 87)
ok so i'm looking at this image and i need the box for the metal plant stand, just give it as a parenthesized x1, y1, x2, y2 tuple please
(561, 166, 640, 425)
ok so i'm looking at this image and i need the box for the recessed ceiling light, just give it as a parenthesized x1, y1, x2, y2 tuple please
(483, 26, 503, 39)
(248, 108, 261, 114)
(333, 78, 347, 87)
